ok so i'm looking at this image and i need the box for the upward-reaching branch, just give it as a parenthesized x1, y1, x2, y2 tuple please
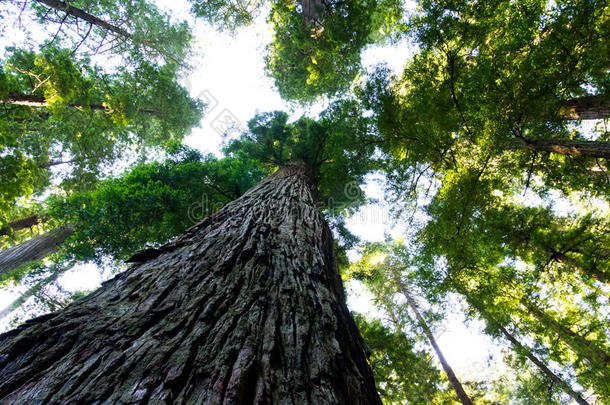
(35, 0, 132, 39)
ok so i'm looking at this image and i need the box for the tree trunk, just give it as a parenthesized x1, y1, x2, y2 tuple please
(495, 323, 590, 405)
(0, 225, 74, 276)
(34, 0, 132, 38)
(0, 215, 49, 237)
(521, 299, 610, 367)
(0, 163, 381, 404)
(401, 290, 473, 405)
(460, 289, 590, 404)
(509, 137, 610, 159)
(558, 95, 610, 120)
(1, 93, 163, 116)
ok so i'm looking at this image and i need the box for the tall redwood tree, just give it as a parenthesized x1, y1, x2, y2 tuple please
(0, 162, 381, 403)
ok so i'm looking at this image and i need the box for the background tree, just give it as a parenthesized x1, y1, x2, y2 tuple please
(18, 0, 193, 66)
(350, 239, 596, 404)
(418, 175, 610, 399)
(349, 241, 475, 404)
(353, 313, 458, 404)
(0, 46, 203, 222)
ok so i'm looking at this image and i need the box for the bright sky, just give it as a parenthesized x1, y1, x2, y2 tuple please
(0, 0, 506, 386)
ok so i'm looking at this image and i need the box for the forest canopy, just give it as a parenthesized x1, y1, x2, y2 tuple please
(0, 0, 608, 403)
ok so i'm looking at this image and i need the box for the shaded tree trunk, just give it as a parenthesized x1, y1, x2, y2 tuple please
(0, 225, 74, 275)
(1, 93, 162, 116)
(0, 163, 381, 404)
(401, 289, 473, 405)
(0, 215, 49, 237)
(509, 137, 610, 159)
(558, 95, 610, 120)
(301, 0, 327, 24)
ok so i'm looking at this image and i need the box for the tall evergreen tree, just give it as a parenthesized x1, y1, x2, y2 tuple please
(0, 110, 383, 402)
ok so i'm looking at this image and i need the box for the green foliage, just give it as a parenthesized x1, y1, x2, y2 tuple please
(418, 178, 610, 398)
(345, 4, 610, 396)
(265, 0, 405, 102)
(189, 0, 266, 31)
(46, 147, 267, 263)
(0, 46, 203, 221)
(225, 105, 375, 209)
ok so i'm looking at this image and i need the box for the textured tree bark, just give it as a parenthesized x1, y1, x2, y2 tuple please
(509, 137, 610, 159)
(558, 95, 610, 120)
(0, 225, 74, 275)
(0, 214, 49, 237)
(400, 287, 473, 405)
(0, 163, 381, 404)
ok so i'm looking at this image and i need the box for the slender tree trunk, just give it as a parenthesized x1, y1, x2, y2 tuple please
(0, 215, 49, 237)
(0, 225, 74, 276)
(495, 323, 590, 405)
(0, 163, 381, 404)
(401, 291, 474, 405)
(1, 93, 162, 116)
(521, 299, 610, 367)
(0, 265, 70, 323)
(460, 289, 590, 404)
(558, 95, 610, 120)
(34, 0, 132, 38)
(509, 137, 610, 159)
